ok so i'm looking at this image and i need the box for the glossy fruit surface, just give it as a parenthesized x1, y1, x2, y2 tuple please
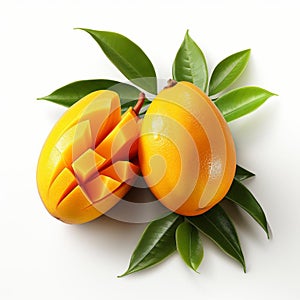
(37, 90, 139, 224)
(138, 81, 236, 216)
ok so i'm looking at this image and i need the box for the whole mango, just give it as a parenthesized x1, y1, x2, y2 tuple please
(37, 90, 141, 224)
(138, 81, 236, 216)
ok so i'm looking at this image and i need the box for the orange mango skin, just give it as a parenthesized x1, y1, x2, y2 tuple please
(138, 82, 236, 216)
(37, 91, 139, 224)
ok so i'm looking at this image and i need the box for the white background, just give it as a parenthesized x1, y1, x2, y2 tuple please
(0, 0, 299, 299)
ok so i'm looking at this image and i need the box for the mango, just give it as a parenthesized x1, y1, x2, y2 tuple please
(37, 90, 140, 224)
(138, 81, 236, 216)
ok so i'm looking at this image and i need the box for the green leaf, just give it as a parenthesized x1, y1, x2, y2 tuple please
(37, 79, 151, 112)
(176, 221, 203, 272)
(119, 213, 183, 277)
(172, 30, 208, 91)
(214, 86, 276, 122)
(225, 179, 269, 238)
(77, 29, 157, 94)
(209, 49, 251, 96)
(187, 205, 245, 271)
(235, 164, 255, 181)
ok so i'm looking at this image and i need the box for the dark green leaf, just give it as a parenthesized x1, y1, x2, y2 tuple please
(214, 86, 276, 122)
(235, 164, 255, 181)
(226, 179, 269, 238)
(176, 221, 203, 272)
(37, 79, 151, 112)
(172, 30, 208, 91)
(77, 29, 157, 94)
(119, 213, 183, 277)
(209, 49, 251, 96)
(187, 205, 245, 271)
(38, 79, 119, 107)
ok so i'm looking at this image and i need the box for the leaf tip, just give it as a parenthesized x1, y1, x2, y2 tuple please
(266, 223, 271, 239)
(263, 88, 278, 98)
(245, 49, 251, 58)
(239, 256, 246, 273)
(190, 264, 201, 274)
(239, 48, 251, 57)
(74, 27, 91, 34)
(241, 256, 247, 273)
(265, 90, 278, 99)
(117, 268, 132, 278)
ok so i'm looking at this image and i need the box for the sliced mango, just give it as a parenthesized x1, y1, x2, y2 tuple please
(91, 183, 133, 215)
(56, 120, 93, 167)
(83, 175, 122, 203)
(101, 161, 139, 182)
(55, 185, 101, 224)
(37, 91, 120, 202)
(47, 168, 77, 214)
(37, 90, 141, 224)
(96, 108, 139, 161)
(72, 149, 106, 183)
(38, 146, 65, 201)
(77, 92, 121, 146)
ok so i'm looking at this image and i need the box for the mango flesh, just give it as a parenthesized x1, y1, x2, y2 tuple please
(36, 91, 140, 224)
(138, 81, 236, 216)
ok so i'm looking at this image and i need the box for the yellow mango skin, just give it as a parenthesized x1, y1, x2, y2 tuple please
(138, 81, 236, 216)
(37, 91, 140, 224)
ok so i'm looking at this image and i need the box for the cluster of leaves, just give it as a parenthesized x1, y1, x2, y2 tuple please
(119, 173, 267, 276)
(38, 29, 276, 276)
